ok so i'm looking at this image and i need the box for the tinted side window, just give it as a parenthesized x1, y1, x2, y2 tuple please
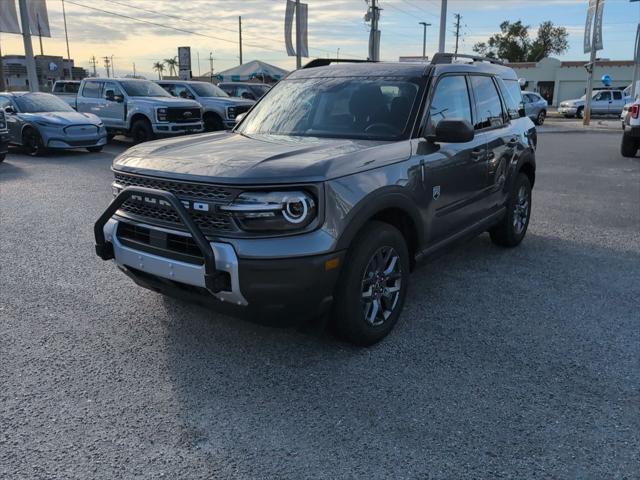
(429, 75, 472, 129)
(82, 81, 102, 98)
(470, 76, 504, 130)
(65, 83, 79, 94)
(0, 97, 11, 109)
(595, 91, 611, 101)
(613, 91, 622, 100)
(500, 78, 524, 120)
(103, 81, 123, 99)
(53, 83, 64, 93)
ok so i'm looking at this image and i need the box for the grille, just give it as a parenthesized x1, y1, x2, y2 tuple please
(113, 172, 238, 235)
(235, 105, 251, 115)
(167, 107, 202, 123)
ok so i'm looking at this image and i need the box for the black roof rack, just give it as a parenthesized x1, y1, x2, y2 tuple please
(302, 58, 374, 69)
(431, 53, 504, 66)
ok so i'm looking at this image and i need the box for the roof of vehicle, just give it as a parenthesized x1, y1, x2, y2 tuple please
(217, 81, 270, 86)
(53, 80, 80, 83)
(288, 56, 518, 81)
(0, 91, 51, 97)
(156, 79, 210, 84)
(84, 77, 151, 82)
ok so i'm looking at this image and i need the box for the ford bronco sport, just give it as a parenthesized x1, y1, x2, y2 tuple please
(95, 54, 537, 346)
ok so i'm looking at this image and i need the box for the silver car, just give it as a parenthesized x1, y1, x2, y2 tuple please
(0, 92, 107, 156)
(522, 91, 548, 125)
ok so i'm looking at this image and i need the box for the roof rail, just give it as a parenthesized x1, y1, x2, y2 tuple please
(302, 58, 373, 69)
(431, 53, 504, 66)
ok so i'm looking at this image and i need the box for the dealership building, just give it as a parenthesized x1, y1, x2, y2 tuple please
(509, 57, 634, 106)
(0, 54, 88, 91)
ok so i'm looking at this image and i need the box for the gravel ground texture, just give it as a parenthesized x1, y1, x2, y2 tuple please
(1, 133, 639, 479)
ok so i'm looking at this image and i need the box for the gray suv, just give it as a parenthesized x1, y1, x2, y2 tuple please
(95, 54, 537, 346)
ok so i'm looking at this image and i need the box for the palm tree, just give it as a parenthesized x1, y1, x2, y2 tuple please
(152, 61, 165, 80)
(164, 57, 178, 77)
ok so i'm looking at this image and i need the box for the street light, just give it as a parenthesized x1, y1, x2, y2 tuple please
(419, 22, 431, 60)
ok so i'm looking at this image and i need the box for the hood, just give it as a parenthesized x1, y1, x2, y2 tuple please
(129, 97, 201, 108)
(199, 97, 255, 108)
(113, 132, 411, 184)
(20, 111, 102, 125)
(562, 98, 584, 106)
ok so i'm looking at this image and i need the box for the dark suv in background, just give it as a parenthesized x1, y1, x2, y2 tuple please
(95, 54, 537, 346)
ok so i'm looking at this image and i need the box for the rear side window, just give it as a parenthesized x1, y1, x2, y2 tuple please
(64, 83, 80, 94)
(82, 81, 102, 98)
(53, 83, 64, 93)
(470, 76, 504, 130)
(499, 79, 524, 120)
(428, 75, 472, 129)
(613, 91, 622, 100)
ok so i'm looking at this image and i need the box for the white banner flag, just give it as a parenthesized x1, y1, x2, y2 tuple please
(284, 0, 296, 56)
(28, 0, 51, 37)
(0, 0, 21, 34)
(593, 0, 605, 51)
(584, 0, 596, 53)
(298, 2, 309, 57)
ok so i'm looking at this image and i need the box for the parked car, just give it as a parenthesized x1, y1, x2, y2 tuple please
(558, 89, 630, 118)
(156, 80, 254, 131)
(522, 91, 547, 125)
(0, 92, 107, 156)
(0, 109, 8, 162)
(621, 99, 640, 157)
(217, 82, 271, 100)
(94, 54, 537, 346)
(52, 80, 81, 109)
(75, 78, 203, 143)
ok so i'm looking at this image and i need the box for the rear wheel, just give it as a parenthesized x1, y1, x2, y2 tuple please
(620, 133, 639, 157)
(204, 113, 224, 132)
(0, 152, 5, 163)
(22, 128, 46, 156)
(131, 119, 154, 144)
(107, 133, 116, 141)
(490, 173, 532, 248)
(333, 221, 410, 346)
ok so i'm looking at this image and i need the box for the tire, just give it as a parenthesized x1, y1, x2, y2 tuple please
(620, 133, 639, 157)
(0, 152, 5, 163)
(22, 128, 46, 156)
(576, 107, 584, 119)
(130, 119, 154, 144)
(333, 221, 410, 346)
(87, 146, 104, 153)
(107, 133, 116, 141)
(204, 113, 224, 132)
(535, 110, 546, 126)
(490, 173, 532, 248)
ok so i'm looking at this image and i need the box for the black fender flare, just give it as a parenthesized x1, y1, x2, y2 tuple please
(334, 187, 424, 252)
(507, 147, 536, 192)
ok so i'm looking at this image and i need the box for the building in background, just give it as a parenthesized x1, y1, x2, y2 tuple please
(1, 55, 88, 91)
(510, 57, 634, 106)
(399, 56, 429, 63)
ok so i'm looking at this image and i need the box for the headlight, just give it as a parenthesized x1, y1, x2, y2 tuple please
(157, 107, 168, 122)
(220, 191, 317, 232)
(227, 107, 237, 119)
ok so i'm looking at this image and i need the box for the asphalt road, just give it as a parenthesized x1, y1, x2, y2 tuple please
(1, 133, 639, 479)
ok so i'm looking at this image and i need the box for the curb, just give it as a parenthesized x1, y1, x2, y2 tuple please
(538, 128, 621, 134)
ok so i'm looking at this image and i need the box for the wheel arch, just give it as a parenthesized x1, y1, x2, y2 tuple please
(128, 112, 152, 131)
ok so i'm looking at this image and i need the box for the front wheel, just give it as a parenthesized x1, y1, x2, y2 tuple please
(535, 110, 546, 126)
(22, 128, 46, 156)
(0, 152, 5, 163)
(131, 119, 154, 144)
(333, 221, 410, 346)
(490, 173, 532, 248)
(576, 107, 584, 119)
(204, 113, 224, 132)
(621, 133, 639, 157)
(87, 146, 104, 153)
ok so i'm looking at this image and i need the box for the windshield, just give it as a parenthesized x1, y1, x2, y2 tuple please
(237, 77, 422, 140)
(249, 84, 270, 96)
(15, 93, 75, 113)
(191, 82, 228, 97)
(120, 80, 171, 97)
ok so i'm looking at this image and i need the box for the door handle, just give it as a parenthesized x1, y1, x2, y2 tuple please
(471, 148, 485, 161)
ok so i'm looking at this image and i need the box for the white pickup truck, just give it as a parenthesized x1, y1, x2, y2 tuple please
(558, 89, 631, 118)
(75, 78, 203, 143)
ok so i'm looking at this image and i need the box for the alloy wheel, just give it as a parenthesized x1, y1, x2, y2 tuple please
(513, 185, 530, 235)
(361, 246, 403, 327)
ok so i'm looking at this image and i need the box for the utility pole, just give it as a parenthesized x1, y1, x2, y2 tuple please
(295, 0, 302, 68)
(438, 0, 447, 53)
(62, 0, 72, 79)
(36, 14, 44, 56)
(89, 56, 97, 77)
(209, 51, 213, 83)
(0, 33, 5, 91)
(133, 62, 136, 77)
(238, 16, 243, 65)
(103, 56, 111, 78)
(453, 13, 462, 57)
(367, 0, 381, 61)
(197, 51, 201, 77)
(18, 0, 39, 92)
(110, 55, 116, 77)
(584, 0, 600, 126)
(419, 22, 431, 60)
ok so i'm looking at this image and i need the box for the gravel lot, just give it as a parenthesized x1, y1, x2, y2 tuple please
(1, 133, 639, 479)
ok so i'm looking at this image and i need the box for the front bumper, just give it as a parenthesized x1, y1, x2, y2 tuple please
(623, 124, 640, 137)
(95, 187, 343, 323)
(558, 106, 578, 115)
(47, 135, 107, 149)
(153, 121, 204, 135)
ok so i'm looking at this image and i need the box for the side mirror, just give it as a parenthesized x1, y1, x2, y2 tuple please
(4, 106, 16, 114)
(518, 105, 527, 118)
(114, 94, 124, 103)
(430, 118, 474, 143)
(105, 89, 115, 101)
(235, 112, 247, 123)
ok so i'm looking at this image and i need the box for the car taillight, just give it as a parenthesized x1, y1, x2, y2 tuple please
(631, 104, 639, 119)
